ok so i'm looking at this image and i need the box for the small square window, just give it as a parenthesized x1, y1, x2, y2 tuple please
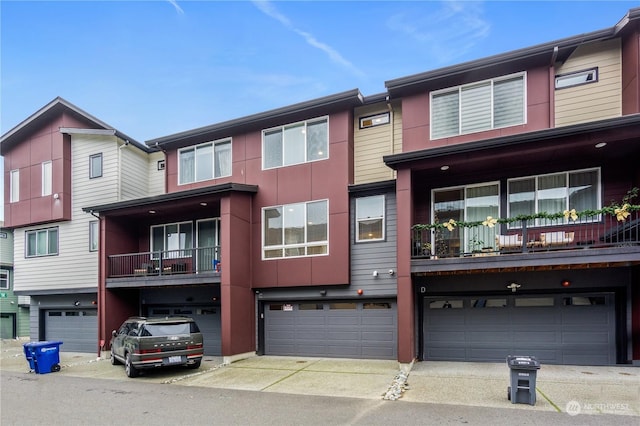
(157, 160, 165, 170)
(90, 153, 103, 178)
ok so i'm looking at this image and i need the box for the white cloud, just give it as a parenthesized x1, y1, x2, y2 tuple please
(167, 0, 184, 15)
(252, 0, 365, 78)
(387, 0, 490, 64)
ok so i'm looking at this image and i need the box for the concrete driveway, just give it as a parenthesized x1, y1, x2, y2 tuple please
(1, 339, 638, 418)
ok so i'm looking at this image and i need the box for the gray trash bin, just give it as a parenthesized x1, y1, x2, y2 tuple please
(507, 355, 540, 405)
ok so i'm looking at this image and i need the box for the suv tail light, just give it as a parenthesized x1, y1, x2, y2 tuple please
(187, 343, 203, 350)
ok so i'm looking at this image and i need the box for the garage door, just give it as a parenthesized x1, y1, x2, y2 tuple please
(45, 309, 97, 353)
(265, 301, 397, 359)
(148, 306, 221, 356)
(423, 293, 616, 365)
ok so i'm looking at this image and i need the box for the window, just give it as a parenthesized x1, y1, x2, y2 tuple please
(89, 153, 103, 178)
(26, 228, 59, 257)
(555, 68, 598, 89)
(151, 222, 193, 258)
(0, 270, 9, 290)
(431, 73, 525, 139)
(178, 139, 232, 184)
(263, 200, 328, 259)
(10, 170, 19, 203)
(157, 160, 165, 171)
(356, 195, 385, 242)
(42, 161, 52, 196)
(433, 183, 499, 255)
(359, 112, 390, 129)
(263, 117, 328, 169)
(508, 168, 600, 227)
(89, 221, 99, 252)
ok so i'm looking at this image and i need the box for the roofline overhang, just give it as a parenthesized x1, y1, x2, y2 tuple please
(385, 7, 640, 96)
(348, 179, 396, 194)
(0, 97, 145, 154)
(383, 114, 640, 169)
(82, 183, 259, 214)
(147, 89, 364, 149)
(58, 127, 149, 152)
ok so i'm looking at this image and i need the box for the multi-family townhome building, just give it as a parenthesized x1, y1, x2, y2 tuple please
(383, 7, 640, 366)
(0, 222, 29, 339)
(0, 97, 164, 352)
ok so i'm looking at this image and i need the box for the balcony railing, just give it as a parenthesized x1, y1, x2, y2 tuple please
(412, 211, 639, 259)
(108, 246, 221, 278)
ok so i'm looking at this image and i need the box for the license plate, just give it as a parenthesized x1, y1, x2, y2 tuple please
(166, 356, 182, 364)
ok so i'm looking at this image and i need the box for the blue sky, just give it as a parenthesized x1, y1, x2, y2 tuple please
(1, 1, 638, 218)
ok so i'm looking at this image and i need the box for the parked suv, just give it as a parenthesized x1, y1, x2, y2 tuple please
(110, 316, 204, 378)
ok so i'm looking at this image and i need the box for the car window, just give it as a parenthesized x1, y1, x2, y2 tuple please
(142, 323, 191, 336)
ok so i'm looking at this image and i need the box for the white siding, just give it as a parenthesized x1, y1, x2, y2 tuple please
(354, 101, 402, 185)
(120, 145, 152, 200)
(147, 151, 166, 196)
(555, 38, 621, 127)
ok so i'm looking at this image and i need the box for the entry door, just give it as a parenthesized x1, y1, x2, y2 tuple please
(0, 313, 15, 339)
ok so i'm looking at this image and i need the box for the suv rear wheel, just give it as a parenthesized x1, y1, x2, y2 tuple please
(125, 352, 139, 378)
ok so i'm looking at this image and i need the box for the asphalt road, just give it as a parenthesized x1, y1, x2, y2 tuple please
(1, 371, 636, 426)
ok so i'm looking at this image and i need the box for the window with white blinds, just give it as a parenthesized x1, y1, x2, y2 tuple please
(431, 73, 525, 139)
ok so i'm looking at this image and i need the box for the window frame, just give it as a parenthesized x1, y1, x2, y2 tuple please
(89, 153, 103, 179)
(178, 138, 232, 185)
(430, 72, 526, 140)
(150, 221, 194, 259)
(0, 270, 9, 290)
(42, 161, 52, 196)
(262, 117, 329, 170)
(507, 167, 601, 228)
(10, 169, 19, 203)
(555, 67, 598, 89)
(89, 221, 99, 252)
(355, 195, 386, 242)
(25, 227, 59, 258)
(262, 199, 329, 260)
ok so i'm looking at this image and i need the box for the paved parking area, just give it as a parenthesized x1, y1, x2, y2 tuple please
(1, 339, 638, 418)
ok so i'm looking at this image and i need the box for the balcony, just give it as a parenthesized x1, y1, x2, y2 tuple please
(108, 246, 221, 278)
(411, 210, 639, 272)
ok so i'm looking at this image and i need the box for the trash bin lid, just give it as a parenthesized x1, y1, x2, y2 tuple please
(506, 355, 540, 369)
(23, 341, 63, 348)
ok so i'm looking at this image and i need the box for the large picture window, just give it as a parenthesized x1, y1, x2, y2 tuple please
(179, 139, 232, 184)
(431, 73, 525, 139)
(26, 228, 59, 257)
(263, 200, 328, 259)
(263, 118, 328, 169)
(356, 195, 385, 242)
(508, 168, 600, 227)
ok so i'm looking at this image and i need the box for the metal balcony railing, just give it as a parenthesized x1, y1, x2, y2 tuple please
(108, 246, 221, 278)
(412, 211, 639, 259)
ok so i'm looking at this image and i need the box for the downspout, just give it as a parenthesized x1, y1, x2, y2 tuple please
(386, 95, 395, 180)
(88, 210, 105, 357)
(117, 139, 130, 201)
(549, 46, 559, 128)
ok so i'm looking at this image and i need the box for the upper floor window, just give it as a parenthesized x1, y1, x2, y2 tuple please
(263, 200, 328, 259)
(431, 73, 525, 140)
(0, 270, 9, 290)
(26, 227, 59, 257)
(508, 168, 600, 227)
(89, 221, 99, 252)
(263, 117, 328, 169)
(42, 161, 52, 196)
(555, 68, 598, 89)
(356, 195, 385, 242)
(10, 170, 19, 203)
(179, 139, 232, 184)
(359, 112, 390, 129)
(90, 153, 103, 179)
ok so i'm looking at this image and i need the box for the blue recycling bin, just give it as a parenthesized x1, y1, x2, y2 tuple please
(23, 341, 63, 374)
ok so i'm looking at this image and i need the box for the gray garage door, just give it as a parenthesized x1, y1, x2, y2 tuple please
(148, 306, 221, 356)
(45, 309, 97, 353)
(265, 300, 397, 359)
(423, 293, 616, 365)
